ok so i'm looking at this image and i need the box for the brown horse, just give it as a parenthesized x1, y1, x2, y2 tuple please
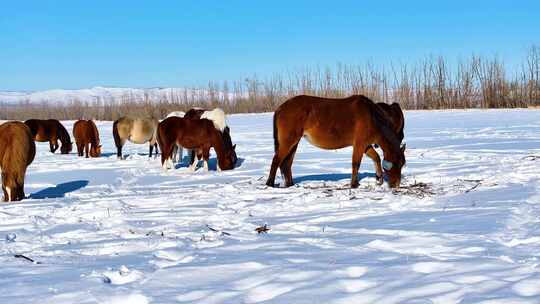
(113, 116, 159, 159)
(73, 120, 101, 158)
(366, 102, 405, 184)
(266, 95, 406, 189)
(24, 119, 72, 154)
(157, 116, 237, 171)
(181, 108, 235, 167)
(0, 122, 36, 201)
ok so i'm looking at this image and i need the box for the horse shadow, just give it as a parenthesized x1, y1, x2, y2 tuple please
(294, 172, 376, 184)
(29, 180, 89, 199)
(100, 152, 117, 157)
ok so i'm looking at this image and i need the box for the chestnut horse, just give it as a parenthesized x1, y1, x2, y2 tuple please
(157, 117, 237, 171)
(24, 119, 72, 154)
(0, 122, 36, 201)
(182, 108, 234, 169)
(266, 95, 406, 189)
(73, 120, 102, 158)
(113, 116, 159, 159)
(366, 102, 405, 184)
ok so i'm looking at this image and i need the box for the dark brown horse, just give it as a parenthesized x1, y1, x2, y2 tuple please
(73, 120, 101, 158)
(0, 122, 36, 201)
(24, 119, 72, 154)
(157, 117, 237, 171)
(266, 95, 406, 189)
(366, 102, 405, 184)
(182, 108, 235, 167)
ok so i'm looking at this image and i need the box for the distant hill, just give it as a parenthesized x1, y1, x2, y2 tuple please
(0, 86, 230, 104)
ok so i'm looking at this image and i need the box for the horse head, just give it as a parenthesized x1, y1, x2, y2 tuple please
(90, 144, 102, 158)
(61, 141, 73, 154)
(382, 143, 406, 188)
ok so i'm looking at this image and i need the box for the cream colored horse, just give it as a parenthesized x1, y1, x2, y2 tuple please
(113, 116, 159, 159)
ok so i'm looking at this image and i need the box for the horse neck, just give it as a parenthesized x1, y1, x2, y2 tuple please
(371, 110, 401, 162)
(57, 125, 69, 143)
(210, 129, 227, 160)
(90, 122, 100, 146)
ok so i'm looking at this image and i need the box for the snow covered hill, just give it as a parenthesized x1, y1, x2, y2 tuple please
(1, 109, 540, 303)
(0, 86, 229, 104)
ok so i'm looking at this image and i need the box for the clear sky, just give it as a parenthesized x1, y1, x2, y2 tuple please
(1, 1, 539, 91)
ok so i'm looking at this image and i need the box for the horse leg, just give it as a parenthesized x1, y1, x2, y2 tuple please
(280, 143, 299, 187)
(76, 142, 83, 156)
(171, 145, 177, 163)
(189, 149, 196, 167)
(179, 146, 183, 163)
(351, 143, 366, 188)
(85, 143, 90, 158)
(202, 148, 210, 172)
(189, 150, 199, 171)
(116, 140, 124, 159)
(266, 138, 300, 187)
(161, 142, 173, 170)
(149, 143, 154, 158)
(2, 185, 8, 202)
(49, 140, 58, 153)
(154, 143, 159, 158)
(365, 145, 383, 185)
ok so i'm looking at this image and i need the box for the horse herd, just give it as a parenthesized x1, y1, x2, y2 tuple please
(0, 94, 405, 202)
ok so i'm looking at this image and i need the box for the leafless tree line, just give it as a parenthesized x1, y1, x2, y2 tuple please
(1, 46, 539, 121)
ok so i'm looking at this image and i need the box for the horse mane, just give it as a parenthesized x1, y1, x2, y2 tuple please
(89, 120, 100, 145)
(201, 108, 227, 131)
(53, 120, 71, 143)
(359, 96, 404, 164)
(390, 103, 405, 142)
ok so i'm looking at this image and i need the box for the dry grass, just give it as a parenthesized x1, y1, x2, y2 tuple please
(1, 46, 538, 120)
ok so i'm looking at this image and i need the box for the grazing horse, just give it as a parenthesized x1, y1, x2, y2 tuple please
(182, 108, 234, 169)
(366, 102, 405, 184)
(0, 122, 36, 201)
(73, 120, 102, 158)
(157, 116, 237, 171)
(113, 116, 159, 159)
(266, 95, 406, 189)
(24, 119, 72, 154)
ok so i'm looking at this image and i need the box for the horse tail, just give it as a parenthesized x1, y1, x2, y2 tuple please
(272, 111, 279, 153)
(112, 120, 121, 148)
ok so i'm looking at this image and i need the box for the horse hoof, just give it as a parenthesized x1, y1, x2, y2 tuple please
(351, 182, 359, 188)
(376, 175, 384, 185)
(265, 181, 275, 187)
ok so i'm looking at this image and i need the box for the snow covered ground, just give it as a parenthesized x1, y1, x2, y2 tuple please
(1, 109, 540, 303)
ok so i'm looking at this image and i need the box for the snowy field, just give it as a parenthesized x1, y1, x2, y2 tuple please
(1, 109, 540, 304)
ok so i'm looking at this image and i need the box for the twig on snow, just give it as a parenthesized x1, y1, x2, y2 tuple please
(14, 254, 41, 264)
(206, 224, 231, 236)
(255, 224, 270, 234)
(465, 182, 481, 193)
(523, 155, 540, 161)
(393, 181, 435, 198)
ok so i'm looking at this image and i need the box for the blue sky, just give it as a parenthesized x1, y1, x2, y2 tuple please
(1, 1, 539, 91)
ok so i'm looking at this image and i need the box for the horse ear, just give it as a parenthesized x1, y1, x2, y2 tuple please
(400, 143, 406, 153)
(233, 144, 236, 150)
